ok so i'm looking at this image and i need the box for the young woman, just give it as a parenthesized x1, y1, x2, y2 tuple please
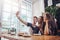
(43, 12, 57, 35)
(38, 16, 44, 35)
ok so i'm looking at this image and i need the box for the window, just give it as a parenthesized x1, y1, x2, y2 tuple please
(19, 0, 32, 32)
(2, 0, 19, 28)
(1, 0, 32, 33)
(21, 0, 32, 22)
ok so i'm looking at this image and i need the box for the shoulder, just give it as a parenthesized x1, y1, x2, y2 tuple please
(27, 22, 32, 26)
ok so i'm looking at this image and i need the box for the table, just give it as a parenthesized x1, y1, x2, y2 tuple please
(0, 34, 60, 40)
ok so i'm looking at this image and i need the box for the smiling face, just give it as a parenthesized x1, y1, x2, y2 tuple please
(33, 16, 38, 24)
(43, 12, 51, 22)
(38, 16, 43, 23)
(43, 13, 47, 22)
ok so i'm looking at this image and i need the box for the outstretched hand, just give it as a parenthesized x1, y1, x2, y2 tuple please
(16, 11, 27, 25)
(16, 11, 19, 17)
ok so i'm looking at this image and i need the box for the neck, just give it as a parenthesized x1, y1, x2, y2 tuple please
(32, 22, 36, 25)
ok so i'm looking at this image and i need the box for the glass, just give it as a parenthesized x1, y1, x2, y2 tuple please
(2, 3, 11, 12)
(21, 14, 27, 21)
(2, 12, 10, 21)
(11, 1, 18, 6)
(27, 12, 32, 18)
(12, 6, 18, 13)
(21, 9, 27, 14)
(27, 18, 32, 22)
(21, 2, 27, 9)
(2, 21, 10, 26)
(4, 0, 12, 4)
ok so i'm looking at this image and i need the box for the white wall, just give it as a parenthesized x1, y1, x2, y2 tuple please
(32, 0, 45, 17)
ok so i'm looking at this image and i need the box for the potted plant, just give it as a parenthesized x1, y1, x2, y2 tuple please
(45, 5, 58, 17)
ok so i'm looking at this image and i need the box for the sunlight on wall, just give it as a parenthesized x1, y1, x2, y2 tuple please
(32, 0, 45, 17)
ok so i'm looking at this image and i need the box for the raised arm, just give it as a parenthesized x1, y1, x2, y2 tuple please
(16, 11, 27, 25)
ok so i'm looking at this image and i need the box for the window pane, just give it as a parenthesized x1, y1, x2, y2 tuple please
(21, 14, 27, 21)
(11, 1, 18, 6)
(4, 0, 12, 4)
(21, 2, 27, 9)
(21, 9, 26, 14)
(2, 12, 10, 21)
(27, 5, 32, 11)
(11, 0, 18, 3)
(2, 21, 10, 26)
(12, 6, 18, 13)
(27, 12, 32, 18)
(27, 17, 32, 22)
(2, 4, 11, 12)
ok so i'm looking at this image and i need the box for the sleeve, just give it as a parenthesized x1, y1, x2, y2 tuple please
(27, 23, 33, 28)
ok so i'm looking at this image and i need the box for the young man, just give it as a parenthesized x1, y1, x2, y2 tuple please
(16, 11, 39, 34)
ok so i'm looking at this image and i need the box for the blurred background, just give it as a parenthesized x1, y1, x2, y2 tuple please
(0, 0, 60, 40)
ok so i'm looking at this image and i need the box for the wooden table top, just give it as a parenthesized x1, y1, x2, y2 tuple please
(0, 34, 60, 40)
(32, 35, 60, 40)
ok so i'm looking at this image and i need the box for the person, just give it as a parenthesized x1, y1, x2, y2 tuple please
(38, 16, 44, 35)
(16, 11, 40, 34)
(43, 12, 57, 35)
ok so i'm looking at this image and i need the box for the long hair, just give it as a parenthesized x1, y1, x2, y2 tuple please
(38, 16, 44, 34)
(43, 12, 57, 35)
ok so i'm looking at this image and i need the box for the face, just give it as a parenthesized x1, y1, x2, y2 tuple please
(38, 17, 42, 23)
(43, 13, 47, 22)
(33, 18, 37, 24)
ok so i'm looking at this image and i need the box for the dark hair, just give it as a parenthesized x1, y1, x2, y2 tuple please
(33, 16, 37, 19)
(39, 16, 43, 21)
(43, 12, 57, 35)
(45, 13, 51, 20)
